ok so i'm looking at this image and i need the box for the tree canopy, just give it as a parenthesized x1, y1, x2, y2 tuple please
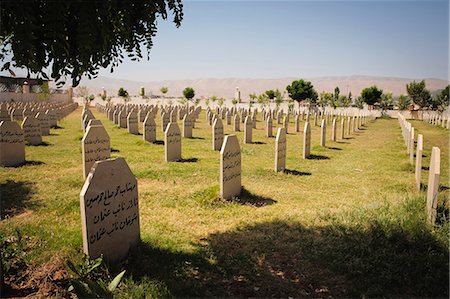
(406, 80, 431, 109)
(0, 0, 183, 87)
(432, 85, 449, 112)
(183, 87, 195, 100)
(286, 79, 318, 104)
(360, 85, 383, 106)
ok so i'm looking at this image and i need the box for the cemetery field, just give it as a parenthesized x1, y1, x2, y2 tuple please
(1, 107, 448, 298)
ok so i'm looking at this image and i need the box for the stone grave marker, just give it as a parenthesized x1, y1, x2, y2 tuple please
(0, 121, 25, 166)
(415, 134, 423, 191)
(80, 157, 140, 263)
(212, 117, 224, 151)
(35, 112, 50, 136)
(127, 111, 139, 135)
(266, 116, 273, 137)
(22, 116, 42, 145)
(426, 147, 440, 224)
(164, 123, 182, 162)
(161, 112, 170, 132)
(409, 127, 415, 164)
(331, 118, 336, 141)
(320, 119, 326, 147)
(295, 115, 300, 132)
(118, 110, 127, 128)
(220, 134, 241, 199)
(234, 114, 240, 132)
(274, 127, 286, 172)
(283, 116, 289, 134)
(182, 114, 193, 138)
(143, 113, 157, 143)
(340, 118, 345, 139)
(303, 122, 311, 159)
(82, 125, 110, 179)
(244, 116, 252, 144)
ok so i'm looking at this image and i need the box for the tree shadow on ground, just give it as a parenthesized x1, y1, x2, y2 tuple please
(123, 219, 448, 298)
(283, 169, 312, 176)
(307, 154, 330, 160)
(0, 180, 38, 219)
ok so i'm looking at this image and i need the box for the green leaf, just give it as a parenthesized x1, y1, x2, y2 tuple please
(108, 270, 126, 292)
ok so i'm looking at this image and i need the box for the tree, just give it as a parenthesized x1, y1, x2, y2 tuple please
(355, 96, 364, 109)
(118, 87, 128, 98)
(338, 94, 351, 108)
(333, 86, 340, 103)
(248, 93, 257, 103)
(360, 85, 383, 106)
(183, 87, 195, 101)
(160, 87, 169, 96)
(257, 93, 269, 108)
(396, 95, 411, 110)
(432, 85, 449, 112)
(379, 92, 394, 111)
(319, 91, 333, 109)
(274, 90, 283, 109)
(286, 79, 318, 106)
(265, 90, 276, 100)
(0, 0, 183, 87)
(406, 80, 431, 109)
(217, 97, 225, 107)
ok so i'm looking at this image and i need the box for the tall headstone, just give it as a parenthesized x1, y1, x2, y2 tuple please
(118, 110, 127, 128)
(274, 127, 286, 172)
(143, 113, 156, 143)
(347, 117, 351, 135)
(266, 116, 273, 137)
(409, 127, 415, 164)
(22, 116, 42, 145)
(212, 117, 224, 151)
(283, 116, 289, 134)
(234, 114, 240, 132)
(331, 118, 336, 141)
(244, 116, 252, 144)
(303, 122, 311, 159)
(415, 134, 423, 191)
(161, 112, 170, 132)
(80, 157, 140, 263)
(82, 125, 111, 179)
(182, 114, 193, 138)
(226, 111, 232, 125)
(35, 112, 50, 136)
(294, 114, 300, 132)
(426, 147, 440, 224)
(340, 118, 345, 139)
(164, 123, 182, 162)
(0, 121, 25, 166)
(220, 135, 241, 199)
(127, 111, 139, 135)
(320, 119, 326, 147)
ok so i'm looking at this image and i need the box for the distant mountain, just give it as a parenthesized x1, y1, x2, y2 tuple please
(71, 75, 449, 99)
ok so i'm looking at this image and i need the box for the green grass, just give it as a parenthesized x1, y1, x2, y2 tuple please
(0, 108, 448, 298)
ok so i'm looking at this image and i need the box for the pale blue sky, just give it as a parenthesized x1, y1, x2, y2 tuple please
(3, 0, 450, 81)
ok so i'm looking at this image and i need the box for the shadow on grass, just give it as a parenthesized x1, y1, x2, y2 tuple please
(52, 125, 64, 129)
(178, 158, 198, 163)
(308, 154, 330, 160)
(154, 140, 164, 145)
(422, 166, 430, 170)
(0, 180, 38, 219)
(190, 136, 205, 140)
(252, 141, 266, 145)
(336, 141, 350, 144)
(344, 137, 355, 140)
(283, 169, 312, 176)
(232, 187, 277, 207)
(122, 219, 448, 298)
(111, 148, 120, 153)
(49, 133, 59, 136)
(27, 141, 52, 147)
(327, 147, 342, 150)
(439, 185, 449, 192)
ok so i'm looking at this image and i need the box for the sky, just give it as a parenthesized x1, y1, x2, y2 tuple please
(2, 0, 450, 81)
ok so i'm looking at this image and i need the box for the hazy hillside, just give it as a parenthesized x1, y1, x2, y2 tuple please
(72, 75, 449, 99)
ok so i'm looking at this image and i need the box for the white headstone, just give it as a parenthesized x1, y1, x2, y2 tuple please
(164, 123, 182, 162)
(82, 125, 111, 179)
(274, 127, 286, 172)
(220, 135, 241, 199)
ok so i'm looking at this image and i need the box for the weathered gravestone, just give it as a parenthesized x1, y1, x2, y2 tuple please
(164, 123, 182, 162)
(182, 114, 193, 138)
(118, 110, 127, 128)
(0, 107, 10, 122)
(234, 114, 240, 132)
(220, 134, 241, 199)
(426, 147, 440, 224)
(46, 109, 58, 128)
(244, 116, 252, 144)
(35, 112, 50, 136)
(161, 112, 170, 132)
(87, 119, 103, 131)
(82, 125, 110, 179)
(22, 116, 42, 145)
(415, 134, 423, 191)
(295, 115, 300, 132)
(80, 157, 140, 263)
(347, 117, 351, 135)
(143, 113, 157, 143)
(340, 118, 345, 139)
(303, 122, 311, 159)
(266, 116, 273, 137)
(0, 121, 25, 166)
(331, 118, 336, 141)
(409, 127, 415, 164)
(226, 111, 232, 125)
(127, 111, 139, 135)
(283, 116, 289, 134)
(274, 127, 286, 172)
(320, 119, 326, 147)
(212, 117, 224, 151)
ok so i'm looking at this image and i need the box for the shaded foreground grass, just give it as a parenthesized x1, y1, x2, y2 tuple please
(0, 108, 448, 297)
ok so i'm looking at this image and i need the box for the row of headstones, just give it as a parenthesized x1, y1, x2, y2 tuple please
(78, 108, 372, 263)
(423, 113, 450, 130)
(398, 113, 441, 224)
(0, 103, 78, 166)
